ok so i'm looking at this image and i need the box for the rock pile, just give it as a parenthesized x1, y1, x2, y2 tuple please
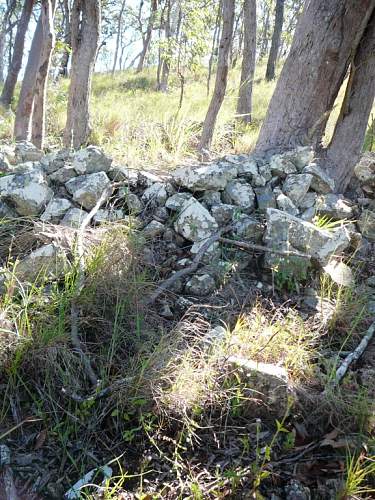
(0, 141, 374, 297)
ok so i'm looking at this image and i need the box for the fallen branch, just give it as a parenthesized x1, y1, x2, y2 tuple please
(219, 237, 311, 259)
(145, 226, 231, 305)
(70, 184, 115, 387)
(332, 320, 375, 386)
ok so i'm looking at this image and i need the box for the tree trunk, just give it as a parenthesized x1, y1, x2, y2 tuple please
(0, 0, 17, 83)
(236, 0, 256, 124)
(324, 11, 375, 192)
(207, 0, 222, 96)
(259, 4, 270, 59)
(57, 0, 71, 78)
(157, 0, 172, 92)
(265, 0, 284, 81)
(255, 0, 375, 154)
(63, 0, 101, 149)
(136, 0, 158, 73)
(1, 0, 35, 108)
(31, 0, 56, 149)
(14, 14, 44, 141)
(199, 0, 235, 152)
(112, 0, 126, 75)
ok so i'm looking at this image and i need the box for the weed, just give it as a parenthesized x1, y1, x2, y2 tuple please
(337, 451, 375, 499)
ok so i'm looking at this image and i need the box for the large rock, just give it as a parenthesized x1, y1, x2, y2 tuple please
(232, 214, 264, 242)
(41, 150, 71, 174)
(255, 186, 276, 211)
(16, 244, 68, 282)
(15, 141, 43, 162)
(142, 182, 173, 207)
(270, 154, 297, 177)
(358, 209, 375, 241)
(354, 152, 375, 187)
(41, 197, 73, 222)
(49, 165, 76, 183)
(315, 194, 354, 220)
(211, 204, 237, 225)
(223, 180, 255, 211)
(108, 166, 138, 186)
(264, 208, 351, 272)
(282, 174, 313, 206)
(65, 172, 110, 210)
(165, 192, 193, 210)
(0, 167, 53, 216)
(174, 198, 218, 242)
(72, 146, 112, 175)
(275, 191, 299, 216)
(173, 163, 238, 191)
(303, 163, 335, 193)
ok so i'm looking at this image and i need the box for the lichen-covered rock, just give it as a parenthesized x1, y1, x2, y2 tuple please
(0, 152, 11, 173)
(60, 208, 88, 228)
(0, 201, 18, 218)
(303, 163, 335, 193)
(16, 244, 68, 282)
(211, 204, 237, 225)
(143, 220, 165, 238)
(283, 146, 314, 171)
(185, 273, 216, 296)
(108, 166, 139, 187)
(358, 209, 375, 241)
(49, 165, 77, 183)
(41, 150, 71, 174)
(354, 152, 375, 187)
(264, 208, 351, 272)
(65, 172, 110, 210)
(282, 174, 313, 206)
(174, 198, 218, 242)
(173, 163, 238, 191)
(165, 192, 193, 210)
(123, 192, 143, 214)
(255, 186, 276, 211)
(276, 192, 299, 216)
(200, 190, 222, 208)
(142, 182, 173, 207)
(15, 141, 43, 162)
(316, 194, 354, 220)
(232, 214, 264, 242)
(270, 154, 297, 177)
(93, 209, 126, 224)
(237, 158, 258, 177)
(40, 197, 73, 222)
(72, 146, 112, 174)
(299, 191, 317, 209)
(223, 180, 255, 211)
(190, 238, 220, 260)
(0, 167, 53, 216)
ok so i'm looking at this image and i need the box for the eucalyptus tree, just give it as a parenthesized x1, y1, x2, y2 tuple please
(255, 0, 375, 192)
(265, 0, 284, 80)
(0, 0, 17, 83)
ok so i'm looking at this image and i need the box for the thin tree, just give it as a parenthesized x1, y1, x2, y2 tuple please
(112, 0, 126, 75)
(64, 0, 101, 149)
(57, 0, 71, 77)
(1, 0, 35, 108)
(236, 0, 256, 124)
(255, 0, 375, 192)
(199, 0, 235, 152)
(265, 0, 284, 81)
(0, 0, 17, 82)
(136, 0, 158, 73)
(14, 0, 56, 147)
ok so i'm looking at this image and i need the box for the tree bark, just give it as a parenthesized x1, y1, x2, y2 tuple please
(265, 0, 284, 81)
(14, 13, 44, 141)
(63, 0, 101, 149)
(255, 0, 375, 155)
(199, 0, 235, 152)
(1, 0, 34, 108)
(57, 0, 71, 78)
(259, 3, 270, 59)
(236, 0, 256, 124)
(112, 0, 126, 75)
(31, 0, 56, 149)
(324, 10, 375, 192)
(136, 0, 158, 73)
(0, 0, 17, 83)
(157, 0, 172, 92)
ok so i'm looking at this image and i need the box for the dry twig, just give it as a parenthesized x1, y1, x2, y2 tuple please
(219, 237, 311, 259)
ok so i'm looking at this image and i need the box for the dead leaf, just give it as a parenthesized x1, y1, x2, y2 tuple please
(34, 430, 47, 450)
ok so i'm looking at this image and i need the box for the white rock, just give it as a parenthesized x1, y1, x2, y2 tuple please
(174, 198, 218, 242)
(60, 208, 88, 228)
(173, 163, 238, 191)
(223, 180, 255, 211)
(65, 172, 110, 210)
(72, 146, 112, 174)
(165, 192, 193, 210)
(142, 182, 172, 206)
(41, 198, 73, 222)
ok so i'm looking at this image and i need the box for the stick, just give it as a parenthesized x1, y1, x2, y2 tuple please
(70, 183, 115, 387)
(219, 237, 311, 259)
(333, 320, 375, 386)
(145, 226, 231, 305)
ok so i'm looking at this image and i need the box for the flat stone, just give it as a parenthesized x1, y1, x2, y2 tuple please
(40, 197, 73, 222)
(174, 198, 218, 242)
(185, 274, 216, 296)
(223, 180, 255, 211)
(165, 192, 193, 210)
(303, 163, 335, 193)
(60, 208, 88, 228)
(315, 194, 354, 220)
(173, 163, 238, 191)
(65, 172, 110, 210)
(72, 145, 112, 174)
(282, 174, 313, 206)
(0, 167, 53, 216)
(358, 210, 375, 241)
